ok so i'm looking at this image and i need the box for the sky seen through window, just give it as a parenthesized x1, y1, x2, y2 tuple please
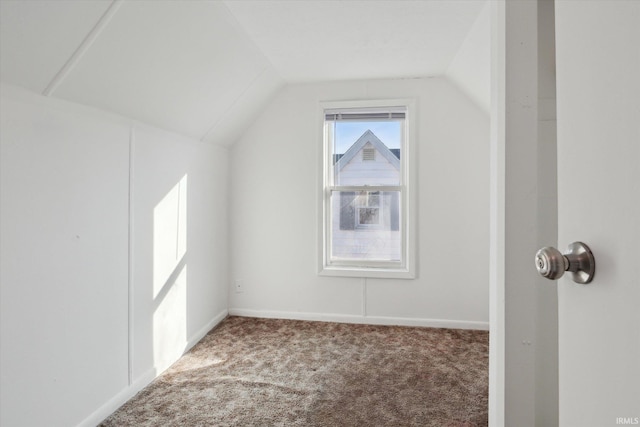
(334, 121, 401, 154)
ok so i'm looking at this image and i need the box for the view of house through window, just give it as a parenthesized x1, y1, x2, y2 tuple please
(322, 104, 410, 275)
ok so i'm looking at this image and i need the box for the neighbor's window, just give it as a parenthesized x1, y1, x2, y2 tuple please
(319, 100, 415, 278)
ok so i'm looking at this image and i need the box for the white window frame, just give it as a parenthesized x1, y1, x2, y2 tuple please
(318, 99, 417, 279)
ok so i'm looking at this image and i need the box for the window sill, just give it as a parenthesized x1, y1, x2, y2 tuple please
(319, 265, 415, 279)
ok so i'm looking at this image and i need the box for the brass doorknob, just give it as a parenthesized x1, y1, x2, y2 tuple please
(535, 242, 595, 284)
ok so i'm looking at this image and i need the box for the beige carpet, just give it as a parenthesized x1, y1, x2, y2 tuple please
(100, 316, 488, 426)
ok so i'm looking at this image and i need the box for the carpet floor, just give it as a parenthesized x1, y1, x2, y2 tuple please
(100, 316, 489, 426)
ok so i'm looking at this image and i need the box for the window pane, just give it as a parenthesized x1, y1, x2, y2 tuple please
(332, 121, 401, 186)
(330, 190, 401, 262)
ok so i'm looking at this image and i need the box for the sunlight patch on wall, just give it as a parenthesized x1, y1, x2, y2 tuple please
(153, 175, 187, 298)
(153, 264, 187, 373)
(152, 174, 188, 372)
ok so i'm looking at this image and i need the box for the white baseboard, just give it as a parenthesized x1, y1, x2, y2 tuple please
(228, 308, 489, 331)
(76, 368, 156, 427)
(186, 309, 228, 351)
(77, 309, 228, 427)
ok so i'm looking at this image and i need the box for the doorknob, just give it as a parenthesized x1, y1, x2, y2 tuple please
(535, 242, 595, 284)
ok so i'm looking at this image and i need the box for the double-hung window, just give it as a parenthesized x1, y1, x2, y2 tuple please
(319, 100, 416, 278)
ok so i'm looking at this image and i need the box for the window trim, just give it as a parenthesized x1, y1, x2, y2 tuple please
(318, 99, 417, 279)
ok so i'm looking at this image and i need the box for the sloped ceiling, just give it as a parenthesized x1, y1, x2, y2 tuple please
(445, 1, 491, 113)
(224, 0, 486, 82)
(0, 0, 489, 146)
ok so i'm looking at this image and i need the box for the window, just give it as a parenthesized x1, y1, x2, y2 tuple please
(319, 100, 416, 278)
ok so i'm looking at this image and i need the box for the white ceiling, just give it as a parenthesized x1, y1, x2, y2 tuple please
(446, 1, 491, 112)
(0, 0, 489, 146)
(0, 0, 113, 94)
(224, 0, 487, 82)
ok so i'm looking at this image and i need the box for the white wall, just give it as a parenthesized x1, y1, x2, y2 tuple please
(129, 124, 229, 381)
(0, 84, 229, 427)
(229, 78, 489, 329)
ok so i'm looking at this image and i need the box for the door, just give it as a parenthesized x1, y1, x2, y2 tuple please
(555, 2, 640, 425)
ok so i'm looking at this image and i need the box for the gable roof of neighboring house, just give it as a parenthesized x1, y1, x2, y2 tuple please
(335, 130, 400, 171)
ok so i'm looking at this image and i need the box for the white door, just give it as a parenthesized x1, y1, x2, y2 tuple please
(555, 2, 640, 425)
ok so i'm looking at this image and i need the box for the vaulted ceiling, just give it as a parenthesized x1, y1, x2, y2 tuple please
(0, 0, 489, 146)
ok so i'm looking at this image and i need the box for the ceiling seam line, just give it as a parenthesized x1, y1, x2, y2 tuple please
(42, 0, 124, 97)
(199, 65, 271, 143)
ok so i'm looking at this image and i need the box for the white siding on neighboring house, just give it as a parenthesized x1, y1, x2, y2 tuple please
(331, 212, 402, 260)
(337, 142, 399, 186)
